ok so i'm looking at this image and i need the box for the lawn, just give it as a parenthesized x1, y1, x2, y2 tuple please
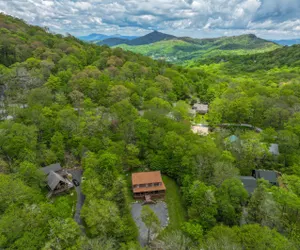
(162, 175, 187, 230)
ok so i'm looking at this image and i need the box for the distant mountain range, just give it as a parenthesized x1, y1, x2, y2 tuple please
(272, 39, 300, 46)
(77, 33, 138, 42)
(78, 31, 286, 64)
(97, 31, 175, 46)
(104, 31, 280, 64)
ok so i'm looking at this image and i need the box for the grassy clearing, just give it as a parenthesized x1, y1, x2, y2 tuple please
(162, 175, 187, 230)
(125, 173, 135, 203)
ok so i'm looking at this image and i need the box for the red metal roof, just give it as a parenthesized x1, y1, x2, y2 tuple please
(132, 171, 163, 185)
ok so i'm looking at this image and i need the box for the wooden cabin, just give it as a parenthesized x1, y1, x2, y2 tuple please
(132, 171, 166, 199)
(40, 163, 73, 196)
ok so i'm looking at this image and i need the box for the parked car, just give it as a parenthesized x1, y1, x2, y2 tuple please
(72, 179, 80, 187)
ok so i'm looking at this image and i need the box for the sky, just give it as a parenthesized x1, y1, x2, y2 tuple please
(0, 0, 300, 39)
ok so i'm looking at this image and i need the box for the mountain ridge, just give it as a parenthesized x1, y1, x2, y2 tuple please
(113, 32, 281, 64)
(98, 30, 175, 46)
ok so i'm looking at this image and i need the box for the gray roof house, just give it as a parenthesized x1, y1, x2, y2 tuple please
(40, 163, 73, 195)
(40, 163, 62, 175)
(192, 103, 209, 114)
(252, 169, 278, 186)
(47, 171, 72, 191)
(240, 176, 257, 194)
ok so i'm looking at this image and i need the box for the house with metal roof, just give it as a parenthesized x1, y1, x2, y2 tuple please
(252, 169, 279, 186)
(240, 176, 257, 194)
(132, 171, 166, 199)
(240, 169, 280, 194)
(40, 163, 62, 175)
(40, 163, 73, 196)
(47, 171, 73, 193)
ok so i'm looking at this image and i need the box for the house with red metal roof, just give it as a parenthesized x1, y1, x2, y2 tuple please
(132, 171, 166, 199)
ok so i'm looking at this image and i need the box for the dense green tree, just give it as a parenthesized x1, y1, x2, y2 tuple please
(141, 205, 161, 245)
(50, 131, 65, 162)
(0, 174, 41, 213)
(181, 222, 203, 244)
(153, 230, 194, 250)
(81, 199, 124, 238)
(184, 181, 217, 230)
(205, 225, 242, 250)
(216, 178, 248, 226)
(17, 161, 44, 188)
(235, 224, 297, 250)
(247, 180, 281, 229)
(44, 218, 81, 250)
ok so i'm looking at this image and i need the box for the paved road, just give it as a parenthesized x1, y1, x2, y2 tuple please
(219, 123, 263, 133)
(196, 123, 263, 133)
(69, 169, 85, 226)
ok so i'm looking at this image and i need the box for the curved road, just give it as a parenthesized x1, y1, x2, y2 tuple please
(218, 123, 263, 133)
(197, 123, 263, 133)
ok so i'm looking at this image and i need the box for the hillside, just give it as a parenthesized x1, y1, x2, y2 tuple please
(1, 13, 300, 250)
(190, 44, 300, 72)
(116, 34, 280, 64)
(98, 30, 176, 46)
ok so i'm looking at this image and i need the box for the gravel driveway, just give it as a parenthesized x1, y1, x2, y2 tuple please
(131, 201, 169, 246)
(69, 169, 85, 226)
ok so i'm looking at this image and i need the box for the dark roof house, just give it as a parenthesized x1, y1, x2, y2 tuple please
(240, 176, 257, 194)
(40, 163, 73, 196)
(252, 169, 278, 186)
(47, 171, 72, 191)
(40, 163, 62, 175)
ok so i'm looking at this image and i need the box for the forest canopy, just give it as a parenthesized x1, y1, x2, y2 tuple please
(0, 13, 300, 249)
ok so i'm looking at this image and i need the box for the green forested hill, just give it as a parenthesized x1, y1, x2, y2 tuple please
(191, 44, 300, 71)
(1, 13, 300, 250)
(116, 34, 280, 64)
(99, 30, 176, 46)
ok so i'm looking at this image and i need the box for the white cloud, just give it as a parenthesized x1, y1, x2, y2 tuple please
(0, 0, 299, 39)
(73, 1, 92, 10)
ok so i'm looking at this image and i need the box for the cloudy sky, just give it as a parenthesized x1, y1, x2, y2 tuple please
(0, 0, 299, 39)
